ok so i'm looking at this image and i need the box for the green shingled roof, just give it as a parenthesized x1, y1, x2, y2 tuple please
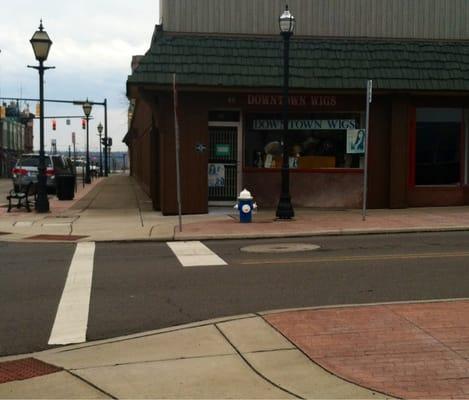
(127, 29, 469, 91)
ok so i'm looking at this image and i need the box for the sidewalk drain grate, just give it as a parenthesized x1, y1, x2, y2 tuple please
(0, 358, 62, 384)
(25, 234, 88, 241)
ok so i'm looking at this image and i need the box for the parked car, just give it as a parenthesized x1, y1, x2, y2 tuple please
(72, 159, 98, 178)
(90, 163, 99, 177)
(12, 154, 73, 194)
(73, 159, 86, 177)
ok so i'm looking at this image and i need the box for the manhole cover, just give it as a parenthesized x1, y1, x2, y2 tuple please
(241, 243, 320, 253)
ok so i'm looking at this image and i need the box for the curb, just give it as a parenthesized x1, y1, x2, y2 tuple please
(4, 297, 468, 361)
(173, 225, 469, 241)
(1, 225, 469, 243)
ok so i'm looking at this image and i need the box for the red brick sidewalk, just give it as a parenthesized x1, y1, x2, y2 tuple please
(265, 300, 469, 399)
(176, 207, 469, 240)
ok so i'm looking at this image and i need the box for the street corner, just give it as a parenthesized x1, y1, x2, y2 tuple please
(263, 300, 469, 399)
(25, 315, 384, 399)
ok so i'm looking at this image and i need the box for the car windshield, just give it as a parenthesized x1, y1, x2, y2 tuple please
(18, 156, 52, 167)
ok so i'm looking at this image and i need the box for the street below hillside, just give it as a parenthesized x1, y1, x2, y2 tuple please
(2, 231, 469, 357)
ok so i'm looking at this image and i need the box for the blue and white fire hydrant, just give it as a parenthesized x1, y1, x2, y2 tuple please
(234, 189, 257, 223)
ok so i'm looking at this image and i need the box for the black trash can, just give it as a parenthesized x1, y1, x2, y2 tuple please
(56, 174, 75, 200)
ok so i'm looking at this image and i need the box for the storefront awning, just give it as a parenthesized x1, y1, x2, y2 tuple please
(127, 26, 469, 92)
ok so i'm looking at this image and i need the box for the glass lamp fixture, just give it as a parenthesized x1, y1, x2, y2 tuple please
(30, 20, 52, 62)
(82, 99, 92, 117)
(279, 5, 295, 34)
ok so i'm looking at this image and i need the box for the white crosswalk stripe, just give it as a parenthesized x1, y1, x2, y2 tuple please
(48, 242, 95, 345)
(167, 241, 227, 267)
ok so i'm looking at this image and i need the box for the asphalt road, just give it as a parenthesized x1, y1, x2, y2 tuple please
(2, 231, 469, 356)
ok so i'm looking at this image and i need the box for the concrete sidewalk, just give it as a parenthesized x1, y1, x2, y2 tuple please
(0, 313, 385, 399)
(2, 173, 469, 242)
(2, 299, 469, 399)
(0, 179, 12, 203)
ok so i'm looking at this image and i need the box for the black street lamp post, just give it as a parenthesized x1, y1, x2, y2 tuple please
(97, 122, 103, 177)
(82, 99, 92, 184)
(29, 20, 54, 213)
(104, 98, 108, 176)
(276, 5, 295, 219)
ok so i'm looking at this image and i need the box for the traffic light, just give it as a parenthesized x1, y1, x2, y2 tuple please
(82, 119, 86, 130)
(100, 137, 106, 146)
(52, 119, 56, 131)
(108, 138, 113, 146)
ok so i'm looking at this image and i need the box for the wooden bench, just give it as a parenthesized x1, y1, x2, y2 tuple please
(7, 182, 37, 213)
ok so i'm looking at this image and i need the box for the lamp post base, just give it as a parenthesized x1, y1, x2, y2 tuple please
(35, 193, 50, 213)
(276, 195, 294, 219)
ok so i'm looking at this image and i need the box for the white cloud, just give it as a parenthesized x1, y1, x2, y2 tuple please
(0, 0, 159, 151)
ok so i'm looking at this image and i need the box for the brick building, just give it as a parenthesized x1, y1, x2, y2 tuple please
(0, 102, 34, 178)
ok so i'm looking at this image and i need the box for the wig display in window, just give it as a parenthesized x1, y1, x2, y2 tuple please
(263, 141, 282, 168)
(245, 114, 363, 170)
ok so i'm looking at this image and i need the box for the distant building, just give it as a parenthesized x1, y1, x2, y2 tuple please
(126, 0, 469, 215)
(0, 102, 35, 177)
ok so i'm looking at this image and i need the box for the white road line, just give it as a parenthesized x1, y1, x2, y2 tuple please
(48, 242, 95, 345)
(167, 241, 227, 267)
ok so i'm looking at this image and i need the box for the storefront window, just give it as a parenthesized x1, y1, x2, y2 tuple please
(415, 108, 462, 186)
(245, 113, 363, 169)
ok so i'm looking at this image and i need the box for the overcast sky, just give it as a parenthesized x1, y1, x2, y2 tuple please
(0, 0, 159, 152)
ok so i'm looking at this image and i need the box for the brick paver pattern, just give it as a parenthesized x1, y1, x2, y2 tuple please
(0, 358, 61, 384)
(266, 301, 469, 399)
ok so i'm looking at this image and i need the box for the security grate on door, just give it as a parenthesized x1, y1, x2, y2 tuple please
(208, 127, 237, 201)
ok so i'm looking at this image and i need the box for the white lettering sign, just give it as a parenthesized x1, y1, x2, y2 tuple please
(252, 120, 358, 130)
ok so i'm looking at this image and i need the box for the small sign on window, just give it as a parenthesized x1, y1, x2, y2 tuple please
(347, 129, 366, 154)
(215, 144, 231, 157)
(208, 163, 225, 187)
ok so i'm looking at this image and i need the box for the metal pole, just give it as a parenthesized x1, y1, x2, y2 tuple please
(98, 132, 103, 176)
(362, 80, 373, 221)
(276, 31, 294, 219)
(35, 60, 49, 213)
(173, 74, 183, 232)
(73, 140, 77, 192)
(85, 115, 91, 184)
(104, 98, 108, 176)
